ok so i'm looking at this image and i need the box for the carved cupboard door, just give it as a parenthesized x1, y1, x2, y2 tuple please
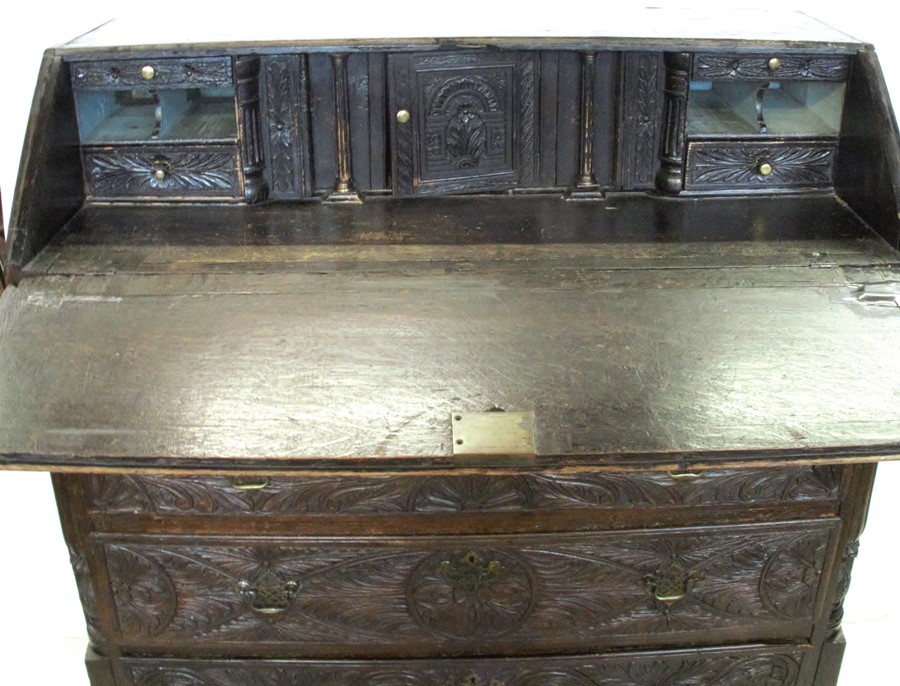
(389, 51, 538, 195)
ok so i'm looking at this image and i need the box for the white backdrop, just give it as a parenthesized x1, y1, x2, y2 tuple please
(1, 2, 899, 684)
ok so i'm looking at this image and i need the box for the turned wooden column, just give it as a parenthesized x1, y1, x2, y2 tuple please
(235, 56, 269, 204)
(655, 52, 691, 194)
(569, 51, 603, 199)
(326, 52, 361, 203)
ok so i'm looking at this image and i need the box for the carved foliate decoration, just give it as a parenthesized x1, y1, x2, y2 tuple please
(67, 549, 105, 644)
(86, 148, 239, 197)
(829, 540, 861, 633)
(86, 466, 841, 516)
(390, 51, 537, 195)
(103, 524, 832, 647)
(693, 54, 849, 81)
(407, 550, 535, 638)
(686, 142, 835, 189)
(619, 52, 663, 189)
(71, 58, 233, 91)
(124, 647, 804, 685)
(261, 55, 311, 198)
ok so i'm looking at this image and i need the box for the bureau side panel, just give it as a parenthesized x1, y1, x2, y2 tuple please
(7, 52, 83, 283)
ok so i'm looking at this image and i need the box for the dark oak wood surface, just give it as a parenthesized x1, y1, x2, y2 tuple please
(2, 195, 899, 471)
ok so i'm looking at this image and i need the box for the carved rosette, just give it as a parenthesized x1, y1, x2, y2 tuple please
(693, 54, 849, 81)
(406, 550, 535, 639)
(107, 546, 179, 638)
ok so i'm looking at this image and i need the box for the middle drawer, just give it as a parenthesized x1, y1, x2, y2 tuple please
(99, 520, 836, 658)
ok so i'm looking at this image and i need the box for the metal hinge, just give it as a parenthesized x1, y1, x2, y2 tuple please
(849, 282, 900, 307)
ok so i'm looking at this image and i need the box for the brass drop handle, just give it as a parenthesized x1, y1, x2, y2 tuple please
(237, 574, 299, 614)
(758, 161, 774, 176)
(141, 65, 156, 80)
(767, 57, 782, 73)
(396, 109, 411, 124)
(668, 470, 702, 480)
(228, 476, 270, 490)
(644, 561, 703, 606)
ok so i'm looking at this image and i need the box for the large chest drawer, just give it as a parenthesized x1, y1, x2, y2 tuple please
(100, 520, 836, 657)
(123, 644, 810, 685)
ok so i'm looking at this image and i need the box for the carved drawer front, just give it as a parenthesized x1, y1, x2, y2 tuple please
(122, 644, 810, 686)
(692, 53, 849, 81)
(84, 146, 241, 199)
(84, 466, 842, 517)
(388, 50, 538, 196)
(685, 141, 836, 191)
(102, 521, 835, 656)
(71, 57, 234, 90)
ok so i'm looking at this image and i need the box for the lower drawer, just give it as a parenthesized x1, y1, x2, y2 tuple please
(122, 645, 810, 685)
(100, 520, 835, 657)
(84, 145, 241, 199)
(684, 140, 836, 191)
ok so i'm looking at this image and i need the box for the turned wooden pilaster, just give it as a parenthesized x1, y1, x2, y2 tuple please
(326, 52, 361, 203)
(655, 51, 691, 195)
(235, 56, 269, 204)
(569, 51, 603, 199)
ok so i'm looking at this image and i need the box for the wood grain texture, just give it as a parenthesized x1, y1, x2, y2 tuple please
(2, 232, 900, 470)
(102, 522, 834, 655)
(121, 645, 809, 686)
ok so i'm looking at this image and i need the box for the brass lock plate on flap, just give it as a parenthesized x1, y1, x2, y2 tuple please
(451, 411, 536, 466)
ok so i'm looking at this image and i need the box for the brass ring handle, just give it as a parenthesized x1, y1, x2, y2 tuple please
(228, 476, 270, 490)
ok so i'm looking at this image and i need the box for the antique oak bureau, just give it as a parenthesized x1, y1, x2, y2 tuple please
(2, 10, 900, 686)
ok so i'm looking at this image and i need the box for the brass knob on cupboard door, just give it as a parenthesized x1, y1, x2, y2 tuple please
(141, 65, 156, 80)
(767, 57, 782, 73)
(758, 161, 774, 176)
(396, 109, 411, 124)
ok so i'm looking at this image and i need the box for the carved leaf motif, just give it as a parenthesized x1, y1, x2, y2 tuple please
(264, 58, 296, 193)
(107, 546, 179, 638)
(687, 145, 834, 187)
(68, 550, 105, 644)
(124, 649, 804, 686)
(86, 467, 840, 516)
(445, 106, 487, 169)
(694, 54, 848, 80)
(88, 150, 238, 195)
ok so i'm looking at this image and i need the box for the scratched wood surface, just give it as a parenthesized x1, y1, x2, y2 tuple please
(1, 195, 899, 472)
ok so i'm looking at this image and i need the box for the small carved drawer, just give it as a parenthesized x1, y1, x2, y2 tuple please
(692, 53, 850, 81)
(83, 146, 241, 199)
(684, 141, 836, 191)
(100, 520, 836, 657)
(83, 466, 842, 520)
(71, 57, 233, 90)
(121, 644, 811, 686)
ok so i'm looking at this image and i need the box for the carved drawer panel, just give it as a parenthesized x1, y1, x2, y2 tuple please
(71, 57, 233, 90)
(122, 645, 810, 686)
(84, 466, 842, 517)
(84, 146, 241, 199)
(684, 141, 836, 190)
(692, 54, 849, 81)
(102, 521, 835, 656)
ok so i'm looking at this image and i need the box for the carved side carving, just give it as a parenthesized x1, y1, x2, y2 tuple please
(124, 649, 804, 686)
(261, 55, 311, 198)
(68, 550, 105, 644)
(86, 467, 841, 516)
(103, 525, 831, 646)
(655, 52, 691, 194)
(517, 53, 538, 186)
(235, 56, 268, 203)
(686, 143, 835, 188)
(619, 52, 663, 189)
(693, 54, 849, 81)
(86, 148, 239, 197)
(828, 541, 860, 635)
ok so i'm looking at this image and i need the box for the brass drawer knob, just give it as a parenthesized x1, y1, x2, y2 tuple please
(758, 161, 774, 176)
(141, 65, 156, 80)
(153, 169, 167, 181)
(768, 57, 782, 72)
(396, 109, 411, 124)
